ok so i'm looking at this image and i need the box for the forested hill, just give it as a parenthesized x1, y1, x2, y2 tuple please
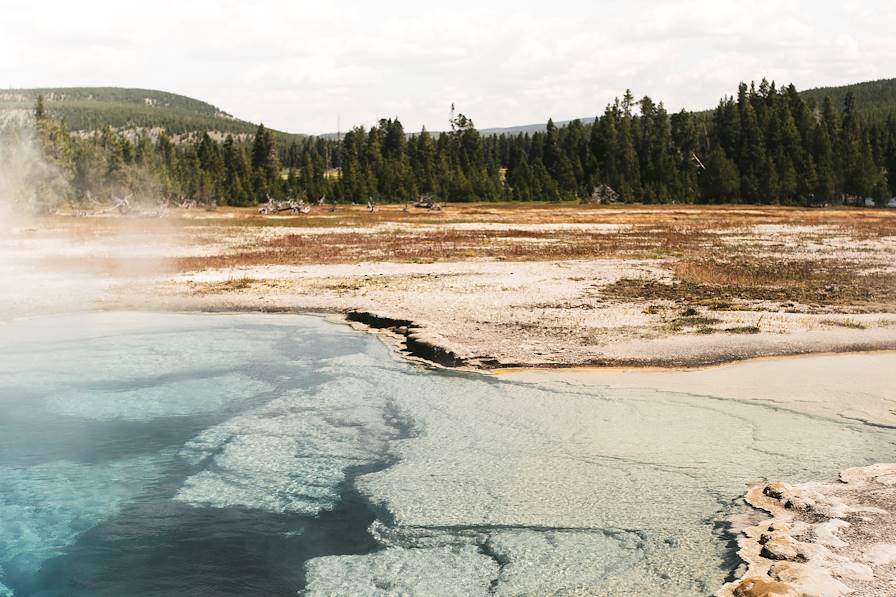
(477, 78, 896, 136)
(0, 87, 297, 138)
(800, 78, 896, 124)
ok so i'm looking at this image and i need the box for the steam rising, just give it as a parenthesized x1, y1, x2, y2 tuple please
(0, 129, 67, 222)
(0, 127, 183, 320)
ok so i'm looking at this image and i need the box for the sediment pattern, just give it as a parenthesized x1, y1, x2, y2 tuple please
(721, 464, 896, 597)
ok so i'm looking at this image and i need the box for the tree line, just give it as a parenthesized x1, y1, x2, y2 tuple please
(21, 80, 896, 210)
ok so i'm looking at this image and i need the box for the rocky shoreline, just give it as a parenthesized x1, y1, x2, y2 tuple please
(720, 464, 896, 597)
(339, 307, 896, 372)
(344, 310, 468, 368)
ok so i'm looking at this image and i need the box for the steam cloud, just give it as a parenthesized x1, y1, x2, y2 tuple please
(0, 128, 67, 223)
(0, 126, 183, 320)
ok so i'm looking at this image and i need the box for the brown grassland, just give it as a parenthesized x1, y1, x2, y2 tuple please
(11, 201, 896, 368)
(169, 203, 896, 312)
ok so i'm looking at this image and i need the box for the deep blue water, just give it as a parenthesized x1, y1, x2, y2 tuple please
(0, 313, 402, 596)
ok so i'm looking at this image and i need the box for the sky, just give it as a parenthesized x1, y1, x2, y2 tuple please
(2, 0, 895, 134)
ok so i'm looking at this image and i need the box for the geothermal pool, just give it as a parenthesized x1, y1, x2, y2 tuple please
(1, 313, 893, 596)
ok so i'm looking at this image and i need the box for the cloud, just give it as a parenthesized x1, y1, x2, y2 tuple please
(2, 0, 893, 134)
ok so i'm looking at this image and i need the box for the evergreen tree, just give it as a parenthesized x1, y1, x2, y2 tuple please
(700, 147, 740, 202)
(35, 94, 46, 122)
(251, 123, 279, 200)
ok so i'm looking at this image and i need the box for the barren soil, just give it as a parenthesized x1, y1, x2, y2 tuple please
(4, 203, 896, 368)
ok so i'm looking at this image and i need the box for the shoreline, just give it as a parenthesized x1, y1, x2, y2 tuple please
(490, 346, 896, 375)
(10, 306, 896, 430)
(340, 307, 896, 372)
(8, 301, 896, 375)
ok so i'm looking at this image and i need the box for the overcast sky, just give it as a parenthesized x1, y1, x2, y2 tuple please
(2, 1, 894, 134)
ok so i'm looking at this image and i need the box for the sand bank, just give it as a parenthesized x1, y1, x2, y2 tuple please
(503, 351, 896, 427)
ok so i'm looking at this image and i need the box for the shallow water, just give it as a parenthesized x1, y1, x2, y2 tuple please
(0, 312, 893, 596)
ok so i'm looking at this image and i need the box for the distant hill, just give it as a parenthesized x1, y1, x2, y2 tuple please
(474, 78, 896, 136)
(799, 78, 896, 122)
(0, 87, 300, 140)
(479, 118, 596, 136)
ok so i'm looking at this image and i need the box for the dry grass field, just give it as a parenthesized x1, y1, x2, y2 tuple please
(6, 202, 896, 367)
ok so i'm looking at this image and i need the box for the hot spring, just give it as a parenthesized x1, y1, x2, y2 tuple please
(1, 312, 893, 596)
